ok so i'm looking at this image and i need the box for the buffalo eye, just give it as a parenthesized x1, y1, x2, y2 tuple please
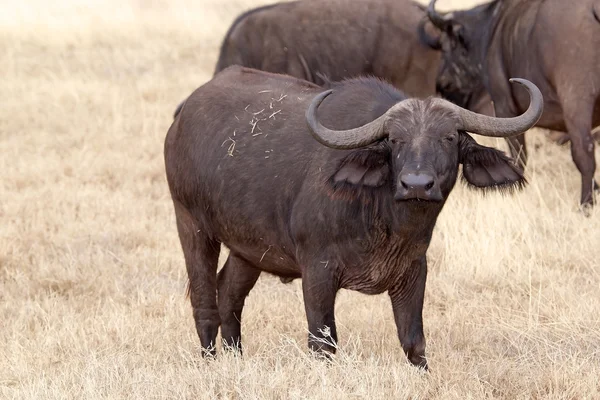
(446, 135, 455, 143)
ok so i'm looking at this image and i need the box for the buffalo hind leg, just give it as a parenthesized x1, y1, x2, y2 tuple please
(174, 202, 221, 357)
(562, 98, 597, 206)
(301, 262, 338, 356)
(389, 257, 428, 370)
(506, 133, 528, 171)
(217, 253, 261, 354)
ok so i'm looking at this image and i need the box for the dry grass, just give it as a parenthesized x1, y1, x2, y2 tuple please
(2, 0, 600, 398)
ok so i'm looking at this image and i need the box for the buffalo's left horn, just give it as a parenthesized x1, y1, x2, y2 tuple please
(305, 90, 391, 149)
(427, 0, 451, 30)
(438, 78, 544, 137)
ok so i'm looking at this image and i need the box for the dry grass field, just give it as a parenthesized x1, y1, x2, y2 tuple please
(2, 0, 600, 398)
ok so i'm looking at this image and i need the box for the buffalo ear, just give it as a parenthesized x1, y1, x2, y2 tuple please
(459, 133, 526, 191)
(331, 145, 389, 188)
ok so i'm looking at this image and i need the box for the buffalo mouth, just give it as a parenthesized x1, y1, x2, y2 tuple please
(397, 197, 444, 204)
(394, 193, 445, 204)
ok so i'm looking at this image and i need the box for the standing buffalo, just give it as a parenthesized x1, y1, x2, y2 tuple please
(213, 0, 440, 98)
(164, 66, 543, 368)
(423, 0, 600, 206)
(173, 0, 464, 119)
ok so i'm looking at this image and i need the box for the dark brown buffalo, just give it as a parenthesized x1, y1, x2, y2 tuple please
(215, 0, 441, 98)
(164, 66, 542, 368)
(173, 0, 457, 119)
(174, 0, 497, 131)
(423, 0, 600, 206)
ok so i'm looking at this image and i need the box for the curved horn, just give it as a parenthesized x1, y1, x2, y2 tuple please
(427, 0, 451, 30)
(438, 78, 544, 137)
(305, 90, 390, 149)
(417, 18, 441, 50)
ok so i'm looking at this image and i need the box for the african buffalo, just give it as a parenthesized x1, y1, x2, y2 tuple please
(215, 0, 441, 97)
(423, 0, 600, 206)
(174, 0, 498, 134)
(164, 66, 542, 368)
(173, 0, 470, 119)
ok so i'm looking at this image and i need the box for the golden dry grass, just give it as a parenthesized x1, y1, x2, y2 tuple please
(2, 0, 600, 398)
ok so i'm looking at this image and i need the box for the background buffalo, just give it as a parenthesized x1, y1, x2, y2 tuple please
(214, 0, 440, 98)
(424, 0, 600, 206)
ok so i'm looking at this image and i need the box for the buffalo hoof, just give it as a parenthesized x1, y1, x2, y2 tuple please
(579, 183, 598, 215)
(409, 356, 429, 371)
(578, 200, 595, 217)
(308, 348, 335, 364)
(580, 206, 592, 217)
(221, 341, 243, 357)
(201, 346, 217, 359)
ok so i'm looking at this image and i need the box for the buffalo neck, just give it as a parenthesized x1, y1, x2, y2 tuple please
(386, 195, 446, 237)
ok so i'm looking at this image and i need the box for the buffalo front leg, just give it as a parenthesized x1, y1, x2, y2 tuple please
(301, 262, 339, 356)
(174, 202, 221, 357)
(388, 257, 428, 370)
(217, 253, 261, 354)
(562, 99, 597, 206)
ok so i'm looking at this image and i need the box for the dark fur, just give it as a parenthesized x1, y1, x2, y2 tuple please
(173, 0, 499, 119)
(214, 0, 440, 97)
(164, 66, 526, 368)
(213, 3, 279, 74)
(425, 0, 600, 205)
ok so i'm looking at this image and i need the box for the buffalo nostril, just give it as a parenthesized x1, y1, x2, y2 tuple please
(397, 172, 441, 201)
(399, 173, 435, 192)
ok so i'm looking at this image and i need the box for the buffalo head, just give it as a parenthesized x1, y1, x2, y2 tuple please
(423, 0, 495, 109)
(306, 79, 543, 201)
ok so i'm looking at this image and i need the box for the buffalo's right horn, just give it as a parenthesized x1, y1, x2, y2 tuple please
(427, 0, 451, 30)
(437, 78, 544, 137)
(305, 90, 391, 149)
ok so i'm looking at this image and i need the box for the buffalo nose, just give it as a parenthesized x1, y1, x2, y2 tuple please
(401, 173, 434, 191)
(395, 173, 442, 201)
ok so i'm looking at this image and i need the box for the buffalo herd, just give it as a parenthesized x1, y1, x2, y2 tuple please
(164, 0, 598, 368)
